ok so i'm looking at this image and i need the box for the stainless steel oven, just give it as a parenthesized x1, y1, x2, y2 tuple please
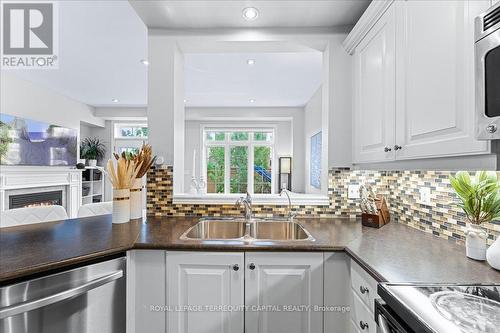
(0, 256, 126, 333)
(475, 2, 500, 139)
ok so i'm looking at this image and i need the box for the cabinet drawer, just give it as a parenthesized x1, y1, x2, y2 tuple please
(351, 292, 376, 333)
(351, 261, 378, 312)
(350, 319, 361, 333)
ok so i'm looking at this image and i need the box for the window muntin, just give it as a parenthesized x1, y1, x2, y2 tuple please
(203, 128, 274, 194)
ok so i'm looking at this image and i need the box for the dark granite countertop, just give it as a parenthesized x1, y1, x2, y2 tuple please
(1, 215, 499, 284)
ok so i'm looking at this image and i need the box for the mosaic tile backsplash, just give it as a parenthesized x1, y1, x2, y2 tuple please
(147, 166, 500, 245)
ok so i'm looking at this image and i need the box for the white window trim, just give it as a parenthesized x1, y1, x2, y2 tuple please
(201, 125, 277, 195)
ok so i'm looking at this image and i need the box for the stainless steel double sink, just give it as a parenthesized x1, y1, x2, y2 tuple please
(180, 217, 314, 242)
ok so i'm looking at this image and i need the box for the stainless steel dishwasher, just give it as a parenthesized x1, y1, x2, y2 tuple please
(0, 256, 126, 333)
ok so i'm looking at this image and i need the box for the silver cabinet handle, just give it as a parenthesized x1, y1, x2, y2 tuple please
(359, 285, 369, 294)
(249, 263, 256, 270)
(384, 146, 392, 152)
(232, 264, 239, 271)
(359, 320, 369, 330)
(378, 314, 391, 333)
(0, 270, 123, 319)
(394, 145, 402, 151)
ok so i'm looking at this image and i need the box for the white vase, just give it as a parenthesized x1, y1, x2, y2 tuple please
(112, 188, 130, 224)
(465, 223, 487, 261)
(88, 159, 97, 167)
(130, 178, 143, 220)
(487, 237, 500, 270)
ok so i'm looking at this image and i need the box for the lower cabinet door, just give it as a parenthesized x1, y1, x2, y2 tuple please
(245, 252, 324, 333)
(166, 252, 244, 333)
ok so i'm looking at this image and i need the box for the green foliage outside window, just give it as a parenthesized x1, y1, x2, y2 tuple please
(230, 146, 248, 193)
(120, 127, 148, 138)
(207, 147, 225, 193)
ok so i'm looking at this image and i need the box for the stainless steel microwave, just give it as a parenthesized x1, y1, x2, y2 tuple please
(475, 2, 500, 140)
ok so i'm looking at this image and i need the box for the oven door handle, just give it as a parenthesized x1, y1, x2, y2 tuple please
(0, 270, 123, 319)
(378, 314, 391, 333)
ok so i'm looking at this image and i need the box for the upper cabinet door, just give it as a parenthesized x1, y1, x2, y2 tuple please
(245, 252, 323, 333)
(166, 252, 244, 333)
(394, 0, 489, 159)
(353, 5, 396, 163)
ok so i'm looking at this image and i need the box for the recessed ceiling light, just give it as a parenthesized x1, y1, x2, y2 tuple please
(140, 59, 149, 66)
(247, 59, 255, 65)
(112, 98, 119, 103)
(249, 99, 256, 103)
(183, 99, 188, 103)
(242, 7, 259, 21)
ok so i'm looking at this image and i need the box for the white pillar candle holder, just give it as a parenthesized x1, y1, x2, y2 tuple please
(113, 188, 130, 224)
(130, 178, 143, 220)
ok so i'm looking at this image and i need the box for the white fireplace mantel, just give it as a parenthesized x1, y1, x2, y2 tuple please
(0, 166, 82, 218)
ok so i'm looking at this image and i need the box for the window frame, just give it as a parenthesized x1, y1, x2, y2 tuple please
(202, 125, 276, 195)
(114, 123, 149, 140)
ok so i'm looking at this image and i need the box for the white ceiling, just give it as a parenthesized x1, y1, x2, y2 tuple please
(185, 52, 323, 107)
(5, 0, 148, 107)
(3, 0, 370, 108)
(130, 0, 371, 29)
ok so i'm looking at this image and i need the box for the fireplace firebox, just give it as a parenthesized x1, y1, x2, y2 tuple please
(9, 191, 63, 209)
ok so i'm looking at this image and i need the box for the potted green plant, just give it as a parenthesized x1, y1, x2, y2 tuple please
(449, 171, 500, 261)
(80, 137, 106, 167)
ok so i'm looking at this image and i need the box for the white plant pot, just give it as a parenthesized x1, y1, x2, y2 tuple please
(465, 223, 487, 261)
(112, 188, 130, 224)
(87, 159, 97, 167)
(130, 178, 143, 220)
(486, 237, 500, 270)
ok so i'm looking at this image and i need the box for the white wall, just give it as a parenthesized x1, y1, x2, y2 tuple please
(184, 107, 305, 193)
(1, 74, 104, 131)
(304, 87, 323, 194)
(148, 35, 185, 193)
(327, 34, 352, 167)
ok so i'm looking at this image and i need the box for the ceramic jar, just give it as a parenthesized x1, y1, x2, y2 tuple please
(465, 223, 487, 261)
(487, 237, 500, 270)
(112, 188, 130, 224)
(130, 178, 143, 220)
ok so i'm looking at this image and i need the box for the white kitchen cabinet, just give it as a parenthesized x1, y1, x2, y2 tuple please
(350, 0, 490, 164)
(245, 252, 324, 333)
(349, 260, 379, 333)
(324, 253, 351, 333)
(127, 250, 167, 333)
(166, 252, 244, 333)
(394, 0, 489, 160)
(353, 4, 396, 163)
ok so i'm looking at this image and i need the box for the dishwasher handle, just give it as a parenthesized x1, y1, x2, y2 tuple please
(0, 270, 123, 320)
(378, 314, 391, 333)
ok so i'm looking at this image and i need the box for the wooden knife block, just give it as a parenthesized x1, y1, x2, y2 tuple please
(361, 195, 390, 228)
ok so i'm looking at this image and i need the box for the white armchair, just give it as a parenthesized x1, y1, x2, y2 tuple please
(77, 201, 113, 218)
(1, 205, 69, 228)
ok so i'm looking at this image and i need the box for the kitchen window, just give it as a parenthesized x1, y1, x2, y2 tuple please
(203, 128, 275, 195)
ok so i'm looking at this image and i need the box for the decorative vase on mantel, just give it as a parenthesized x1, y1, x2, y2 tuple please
(465, 222, 488, 261)
(487, 236, 500, 270)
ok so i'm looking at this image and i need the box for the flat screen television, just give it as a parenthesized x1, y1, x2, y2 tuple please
(0, 114, 77, 166)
